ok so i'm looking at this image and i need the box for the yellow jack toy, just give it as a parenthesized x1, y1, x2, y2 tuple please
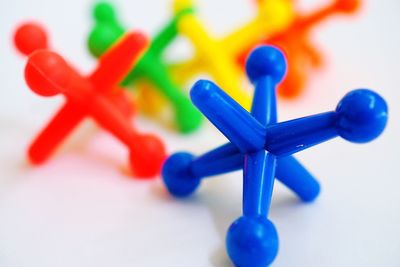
(170, 0, 294, 110)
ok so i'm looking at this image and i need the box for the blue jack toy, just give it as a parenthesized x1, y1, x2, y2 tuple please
(162, 46, 388, 266)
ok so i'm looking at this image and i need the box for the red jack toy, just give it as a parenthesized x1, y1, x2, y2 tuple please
(14, 23, 134, 117)
(14, 23, 136, 164)
(15, 23, 165, 178)
(238, 0, 361, 98)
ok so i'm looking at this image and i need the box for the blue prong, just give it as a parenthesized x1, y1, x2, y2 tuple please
(265, 89, 388, 157)
(191, 80, 265, 153)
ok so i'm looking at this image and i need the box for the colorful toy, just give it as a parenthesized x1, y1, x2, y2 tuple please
(88, 2, 203, 133)
(171, 0, 361, 100)
(162, 46, 388, 266)
(13, 23, 136, 161)
(237, 0, 361, 98)
(17, 24, 166, 178)
(169, 0, 294, 109)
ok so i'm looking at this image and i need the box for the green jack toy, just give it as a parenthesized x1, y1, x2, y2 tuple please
(87, 2, 202, 133)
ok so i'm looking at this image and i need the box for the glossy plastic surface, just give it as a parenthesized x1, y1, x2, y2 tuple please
(13, 22, 136, 164)
(14, 22, 48, 55)
(88, 2, 202, 133)
(170, 0, 294, 110)
(237, 0, 362, 98)
(20, 28, 165, 178)
(162, 46, 388, 266)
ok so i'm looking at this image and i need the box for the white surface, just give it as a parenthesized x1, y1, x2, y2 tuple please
(0, 0, 400, 266)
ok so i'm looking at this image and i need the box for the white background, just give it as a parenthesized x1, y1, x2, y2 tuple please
(0, 0, 399, 266)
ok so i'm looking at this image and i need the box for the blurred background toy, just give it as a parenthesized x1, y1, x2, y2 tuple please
(15, 23, 166, 178)
(88, 2, 203, 133)
(171, 0, 361, 101)
(14, 22, 135, 118)
(237, 0, 362, 98)
(169, 0, 294, 109)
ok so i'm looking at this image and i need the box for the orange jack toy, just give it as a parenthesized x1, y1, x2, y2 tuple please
(238, 0, 361, 98)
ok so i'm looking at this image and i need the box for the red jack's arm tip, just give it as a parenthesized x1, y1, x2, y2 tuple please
(25, 50, 71, 97)
(14, 22, 48, 56)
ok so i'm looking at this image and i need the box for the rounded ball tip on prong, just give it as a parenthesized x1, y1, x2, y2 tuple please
(336, 89, 388, 143)
(88, 24, 122, 58)
(25, 50, 71, 97)
(190, 79, 221, 108)
(14, 22, 48, 56)
(162, 152, 201, 197)
(246, 45, 287, 85)
(129, 134, 166, 178)
(93, 2, 116, 23)
(227, 216, 279, 267)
